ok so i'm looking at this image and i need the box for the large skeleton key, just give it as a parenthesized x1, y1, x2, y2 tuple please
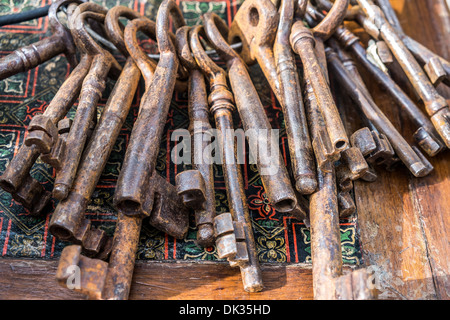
(190, 25, 264, 292)
(303, 56, 374, 300)
(48, 6, 143, 258)
(202, 12, 299, 214)
(355, 0, 450, 148)
(52, 2, 122, 200)
(229, 0, 317, 195)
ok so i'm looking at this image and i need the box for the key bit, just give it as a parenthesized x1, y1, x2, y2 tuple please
(350, 127, 398, 170)
(214, 212, 249, 264)
(12, 174, 52, 216)
(174, 26, 216, 247)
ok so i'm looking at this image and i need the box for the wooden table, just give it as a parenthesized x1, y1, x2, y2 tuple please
(0, 0, 448, 300)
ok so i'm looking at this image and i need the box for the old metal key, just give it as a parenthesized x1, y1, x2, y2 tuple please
(290, 0, 350, 157)
(374, 0, 450, 87)
(326, 45, 433, 177)
(0, 0, 80, 81)
(332, 24, 445, 157)
(48, 5, 143, 258)
(202, 12, 299, 214)
(229, 0, 317, 195)
(52, 2, 122, 200)
(190, 25, 264, 292)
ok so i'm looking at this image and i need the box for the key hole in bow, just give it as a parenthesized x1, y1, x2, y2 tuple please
(249, 7, 259, 27)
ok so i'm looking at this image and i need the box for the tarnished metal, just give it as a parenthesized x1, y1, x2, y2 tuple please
(56, 212, 141, 300)
(229, 0, 317, 195)
(0, 1, 89, 214)
(0, 0, 80, 81)
(174, 26, 216, 247)
(333, 24, 445, 157)
(305, 63, 373, 300)
(190, 24, 264, 292)
(355, 0, 450, 148)
(52, 2, 122, 200)
(203, 12, 298, 214)
(401, 36, 450, 87)
(290, 0, 350, 158)
(57, 2, 193, 300)
(114, 1, 189, 239)
(376, 0, 449, 86)
(306, 25, 371, 201)
(375, 0, 450, 87)
(49, 5, 142, 258)
(312, 0, 361, 20)
(337, 189, 356, 218)
(326, 45, 433, 177)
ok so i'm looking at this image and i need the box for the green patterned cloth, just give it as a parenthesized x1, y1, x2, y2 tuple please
(0, 0, 362, 265)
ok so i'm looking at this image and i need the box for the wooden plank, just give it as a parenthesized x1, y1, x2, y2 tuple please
(0, 258, 322, 300)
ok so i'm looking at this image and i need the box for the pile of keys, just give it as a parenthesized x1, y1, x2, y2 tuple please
(0, 0, 448, 300)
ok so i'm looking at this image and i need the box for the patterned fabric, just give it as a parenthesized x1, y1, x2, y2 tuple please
(0, 0, 362, 265)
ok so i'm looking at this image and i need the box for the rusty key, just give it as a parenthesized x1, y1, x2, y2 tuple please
(373, 0, 449, 86)
(0, 0, 80, 80)
(310, 160, 374, 299)
(49, 6, 143, 257)
(326, 45, 433, 177)
(174, 26, 216, 247)
(114, 1, 189, 239)
(301, 48, 373, 298)
(229, 0, 317, 195)
(331, 24, 446, 157)
(3, 51, 93, 213)
(51, 3, 122, 200)
(190, 25, 264, 292)
(306, 21, 371, 194)
(202, 12, 299, 214)
(290, 0, 350, 157)
(355, 0, 450, 148)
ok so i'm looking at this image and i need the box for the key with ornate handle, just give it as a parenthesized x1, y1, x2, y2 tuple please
(189, 24, 268, 292)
